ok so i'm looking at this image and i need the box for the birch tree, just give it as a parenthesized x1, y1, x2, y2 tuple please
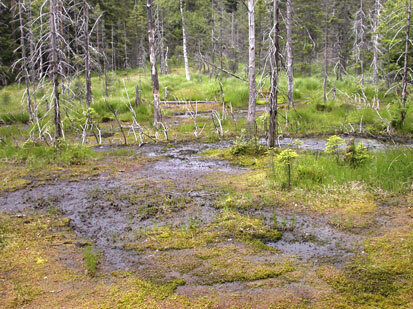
(180, 0, 190, 81)
(286, 0, 294, 108)
(247, 0, 256, 130)
(147, 0, 161, 129)
(268, 0, 280, 147)
(83, 0, 92, 108)
(323, 1, 329, 104)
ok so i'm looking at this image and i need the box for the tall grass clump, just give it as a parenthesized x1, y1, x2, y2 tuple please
(0, 142, 96, 167)
(269, 148, 412, 193)
(83, 245, 99, 277)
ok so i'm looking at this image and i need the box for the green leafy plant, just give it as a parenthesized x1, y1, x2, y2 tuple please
(277, 149, 299, 189)
(231, 130, 266, 156)
(325, 135, 346, 163)
(345, 142, 371, 168)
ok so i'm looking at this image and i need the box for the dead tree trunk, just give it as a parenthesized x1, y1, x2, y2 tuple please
(17, 0, 34, 123)
(286, 0, 294, 108)
(247, 0, 256, 130)
(147, 0, 161, 129)
(401, 0, 412, 125)
(268, 0, 280, 148)
(180, 0, 190, 81)
(84, 0, 92, 108)
(323, 1, 329, 104)
(372, 0, 382, 84)
(50, 0, 62, 140)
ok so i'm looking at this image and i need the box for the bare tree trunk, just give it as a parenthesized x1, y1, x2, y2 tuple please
(17, 0, 34, 123)
(268, 0, 280, 148)
(323, 1, 329, 104)
(180, 0, 190, 81)
(211, 0, 215, 74)
(286, 0, 294, 108)
(360, 0, 365, 87)
(147, 0, 161, 128)
(247, 0, 256, 129)
(401, 0, 412, 125)
(84, 0, 92, 108)
(111, 25, 115, 71)
(50, 0, 62, 140)
(124, 22, 129, 79)
(372, 0, 381, 84)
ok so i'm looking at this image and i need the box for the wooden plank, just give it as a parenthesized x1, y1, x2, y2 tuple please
(160, 101, 218, 105)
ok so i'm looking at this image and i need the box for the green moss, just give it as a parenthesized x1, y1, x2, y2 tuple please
(128, 209, 281, 252)
(319, 230, 413, 307)
(192, 246, 295, 285)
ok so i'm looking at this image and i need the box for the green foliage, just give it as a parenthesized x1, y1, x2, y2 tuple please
(83, 246, 99, 277)
(325, 135, 346, 162)
(0, 142, 95, 167)
(270, 149, 412, 193)
(231, 130, 266, 156)
(277, 149, 299, 190)
(0, 112, 30, 125)
(345, 142, 371, 168)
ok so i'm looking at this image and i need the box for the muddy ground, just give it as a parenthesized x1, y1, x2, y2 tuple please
(0, 136, 412, 308)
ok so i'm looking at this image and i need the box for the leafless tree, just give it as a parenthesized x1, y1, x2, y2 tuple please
(401, 0, 412, 126)
(268, 0, 280, 148)
(83, 0, 92, 108)
(323, 1, 329, 104)
(147, 0, 161, 129)
(354, 0, 367, 87)
(286, 0, 294, 108)
(15, 0, 34, 122)
(371, 0, 383, 84)
(180, 0, 190, 81)
(247, 0, 256, 131)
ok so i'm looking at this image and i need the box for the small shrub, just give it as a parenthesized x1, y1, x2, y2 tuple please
(345, 142, 371, 168)
(277, 148, 299, 189)
(325, 135, 346, 163)
(231, 136, 266, 156)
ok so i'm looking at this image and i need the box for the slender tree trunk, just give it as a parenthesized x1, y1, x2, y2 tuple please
(268, 0, 280, 148)
(360, 0, 365, 87)
(180, 0, 190, 81)
(247, 0, 256, 129)
(50, 0, 62, 140)
(323, 1, 329, 104)
(286, 0, 294, 108)
(401, 0, 412, 125)
(18, 0, 34, 123)
(84, 0, 92, 108)
(147, 0, 161, 128)
(372, 0, 381, 84)
(124, 22, 129, 79)
(211, 0, 215, 71)
(111, 25, 115, 71)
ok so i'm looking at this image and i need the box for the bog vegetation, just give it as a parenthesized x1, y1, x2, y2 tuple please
(0, 0, 412, 308)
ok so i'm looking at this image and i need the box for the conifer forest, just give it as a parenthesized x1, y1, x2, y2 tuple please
(0, 0, 412, 307)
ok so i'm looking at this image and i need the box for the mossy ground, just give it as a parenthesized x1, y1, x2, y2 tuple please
(0, 69, 412, 307)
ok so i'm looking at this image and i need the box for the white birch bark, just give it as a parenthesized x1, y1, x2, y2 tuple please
(180, 0, 190, 81)
(286, 0, 294, 108)
(247, 0, 256, 128)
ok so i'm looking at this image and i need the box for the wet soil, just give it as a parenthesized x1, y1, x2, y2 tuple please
(0, 137, 404, 298)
